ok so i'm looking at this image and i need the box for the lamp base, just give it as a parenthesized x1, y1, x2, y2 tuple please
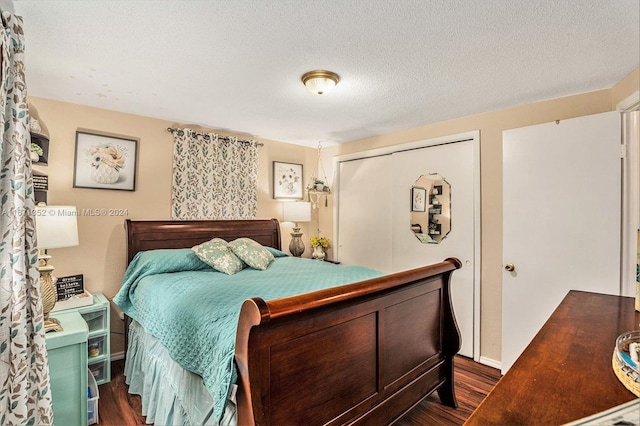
(289, 227, 305, 257)
(39, 254, 63, 332)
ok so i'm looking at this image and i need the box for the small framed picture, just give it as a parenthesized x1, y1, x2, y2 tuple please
(74, 130, 138, 191)
(412, 187, 427, 212)
(273, 161, 303, 199)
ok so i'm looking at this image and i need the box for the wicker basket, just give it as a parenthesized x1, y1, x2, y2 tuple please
(612, 330, 640, 397)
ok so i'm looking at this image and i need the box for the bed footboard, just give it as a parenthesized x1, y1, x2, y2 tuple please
(235, 258, 462, 426)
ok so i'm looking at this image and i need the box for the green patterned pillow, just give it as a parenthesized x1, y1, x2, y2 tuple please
(192, 238, 246, 275)
(228, 238, 275, 270)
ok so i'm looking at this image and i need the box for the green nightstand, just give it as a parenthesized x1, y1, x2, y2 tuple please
(55, 293, 111, 384)
(46, 311, 88, 426)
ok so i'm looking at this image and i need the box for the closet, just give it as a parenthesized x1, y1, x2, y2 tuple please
(335, 132, 480, 358)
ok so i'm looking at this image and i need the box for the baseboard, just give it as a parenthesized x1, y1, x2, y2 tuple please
(111, 350, 125, 361)
(479, 356, 501, 370)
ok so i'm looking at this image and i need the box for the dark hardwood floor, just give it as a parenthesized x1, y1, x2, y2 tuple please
(98, 355, 500, 425)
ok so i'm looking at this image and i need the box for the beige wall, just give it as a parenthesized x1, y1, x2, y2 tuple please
(327, 67, 640, 362)
(31, 66, 639, 361)
(29, 97, 316, 354)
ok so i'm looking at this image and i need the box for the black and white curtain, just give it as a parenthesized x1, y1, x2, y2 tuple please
(171, 128, 259, 220)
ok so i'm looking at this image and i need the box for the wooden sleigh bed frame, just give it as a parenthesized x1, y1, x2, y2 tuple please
(124, 218, 462, 425)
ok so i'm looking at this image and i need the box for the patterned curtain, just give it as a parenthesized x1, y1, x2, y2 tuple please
(0, 11, 54, 426)
(171, 128, 259, 220)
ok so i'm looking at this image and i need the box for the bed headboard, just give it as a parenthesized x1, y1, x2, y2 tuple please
(125, 219, 281, 264)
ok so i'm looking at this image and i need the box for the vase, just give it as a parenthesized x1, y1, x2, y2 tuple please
(91, 164, 119, 184)
(312, 245, 326, 261)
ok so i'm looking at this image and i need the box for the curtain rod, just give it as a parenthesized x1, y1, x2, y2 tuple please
(167, 127, 263, 146)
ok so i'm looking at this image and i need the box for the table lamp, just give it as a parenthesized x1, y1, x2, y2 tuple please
(283, 201, 311, 257)
(35, 205, 79, 332)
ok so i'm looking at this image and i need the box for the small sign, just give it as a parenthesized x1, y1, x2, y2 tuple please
(33, 174, 48, 191)
(56, 274, 84, 301)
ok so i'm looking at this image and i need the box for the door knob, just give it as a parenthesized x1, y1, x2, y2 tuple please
(504, 263, 515, 272)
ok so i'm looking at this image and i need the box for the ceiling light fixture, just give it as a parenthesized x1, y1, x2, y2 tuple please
(301, 70, 340, 95)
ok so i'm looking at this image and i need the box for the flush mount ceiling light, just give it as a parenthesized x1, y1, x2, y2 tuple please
(301, 70, 340, 95)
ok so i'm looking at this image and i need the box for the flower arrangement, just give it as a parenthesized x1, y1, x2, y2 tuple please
(86, 143, 127, 171)
(30, 143, 43, 157)
(310, 236, 329, 248)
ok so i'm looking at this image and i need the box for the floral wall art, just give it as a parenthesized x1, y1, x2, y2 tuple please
(273, 161, 303, 199)
(73, 131, 138, 191)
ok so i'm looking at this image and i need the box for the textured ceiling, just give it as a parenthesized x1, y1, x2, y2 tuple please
(12, 0, 640, 147)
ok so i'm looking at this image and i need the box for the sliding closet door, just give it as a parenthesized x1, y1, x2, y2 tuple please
(336, 136, 479, 359)
(337, 155, 393, 272)
(390, 141, 477, 358)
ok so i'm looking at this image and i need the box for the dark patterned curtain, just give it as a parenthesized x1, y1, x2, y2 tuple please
(171, 128, 259, 220)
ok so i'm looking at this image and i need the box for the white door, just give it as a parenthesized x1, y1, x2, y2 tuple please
(502, 111, 621, 373)
(390, 142, 477, 357)
(337, 155, 393, 272)
(337, 135, 479, 358)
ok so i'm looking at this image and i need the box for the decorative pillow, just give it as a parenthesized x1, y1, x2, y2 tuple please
(192, 238, 245, 275)
(228, 238, 275, 270)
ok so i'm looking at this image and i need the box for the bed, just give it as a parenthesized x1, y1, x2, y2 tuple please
(116, 218, 462, 425)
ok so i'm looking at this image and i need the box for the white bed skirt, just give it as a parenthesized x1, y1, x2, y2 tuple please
(124, 320, 237, 425)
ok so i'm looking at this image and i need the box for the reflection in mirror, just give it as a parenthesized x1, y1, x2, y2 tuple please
(411, 174, 451, 244)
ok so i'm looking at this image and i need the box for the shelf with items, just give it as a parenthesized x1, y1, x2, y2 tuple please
(62, 292, 111, 385)
(32, 169, 48, 204)
(28, 103, 50, 166)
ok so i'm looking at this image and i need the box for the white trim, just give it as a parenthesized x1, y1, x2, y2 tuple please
(334, 131, 480, 163)
(616, 90, 640, 112)
(478, 356, 502, 371)
(617, 92, 640, 297)
(619, 108, 640, 296)
(333, 131, 482, 361)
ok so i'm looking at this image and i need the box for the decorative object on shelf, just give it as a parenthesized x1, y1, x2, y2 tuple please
(35, 205, 80, 332)
(612, 330, 640, 397)
(74, 130, 138, 191)
(307, 141, 332, 208)
(30, 142, 43, 162)
(273, 161, 303, 200)
(28, 103, 50, 165)
(283, 201, 311, 257)
(310, 236, 329, 261)
(301, 70, 340, 95)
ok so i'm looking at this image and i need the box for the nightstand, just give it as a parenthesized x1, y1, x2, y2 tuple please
(46, 311, 88, 426)
(64, 293, 111, 384)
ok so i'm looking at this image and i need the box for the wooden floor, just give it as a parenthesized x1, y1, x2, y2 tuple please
(98, 356, 500, 425)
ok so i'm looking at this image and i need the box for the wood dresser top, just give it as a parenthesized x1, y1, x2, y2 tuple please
(466, 290, 640, 425)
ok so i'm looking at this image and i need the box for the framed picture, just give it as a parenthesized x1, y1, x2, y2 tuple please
(273, 161, 303, 199)
(412, 187, 427, 212)
(73, 131, 138, 191)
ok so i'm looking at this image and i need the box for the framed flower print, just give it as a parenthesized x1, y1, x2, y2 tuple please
(73, 130, 138, 191)
(273, 161, 303, 200)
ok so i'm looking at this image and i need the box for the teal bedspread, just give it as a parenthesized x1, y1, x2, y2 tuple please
(113, 248, 383, 422)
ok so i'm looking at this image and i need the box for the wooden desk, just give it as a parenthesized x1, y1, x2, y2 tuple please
(466, 290, 640, 425)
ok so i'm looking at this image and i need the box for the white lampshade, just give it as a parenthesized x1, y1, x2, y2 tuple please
(283, 201, 311, 223)
(35, 205, 79, 249)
